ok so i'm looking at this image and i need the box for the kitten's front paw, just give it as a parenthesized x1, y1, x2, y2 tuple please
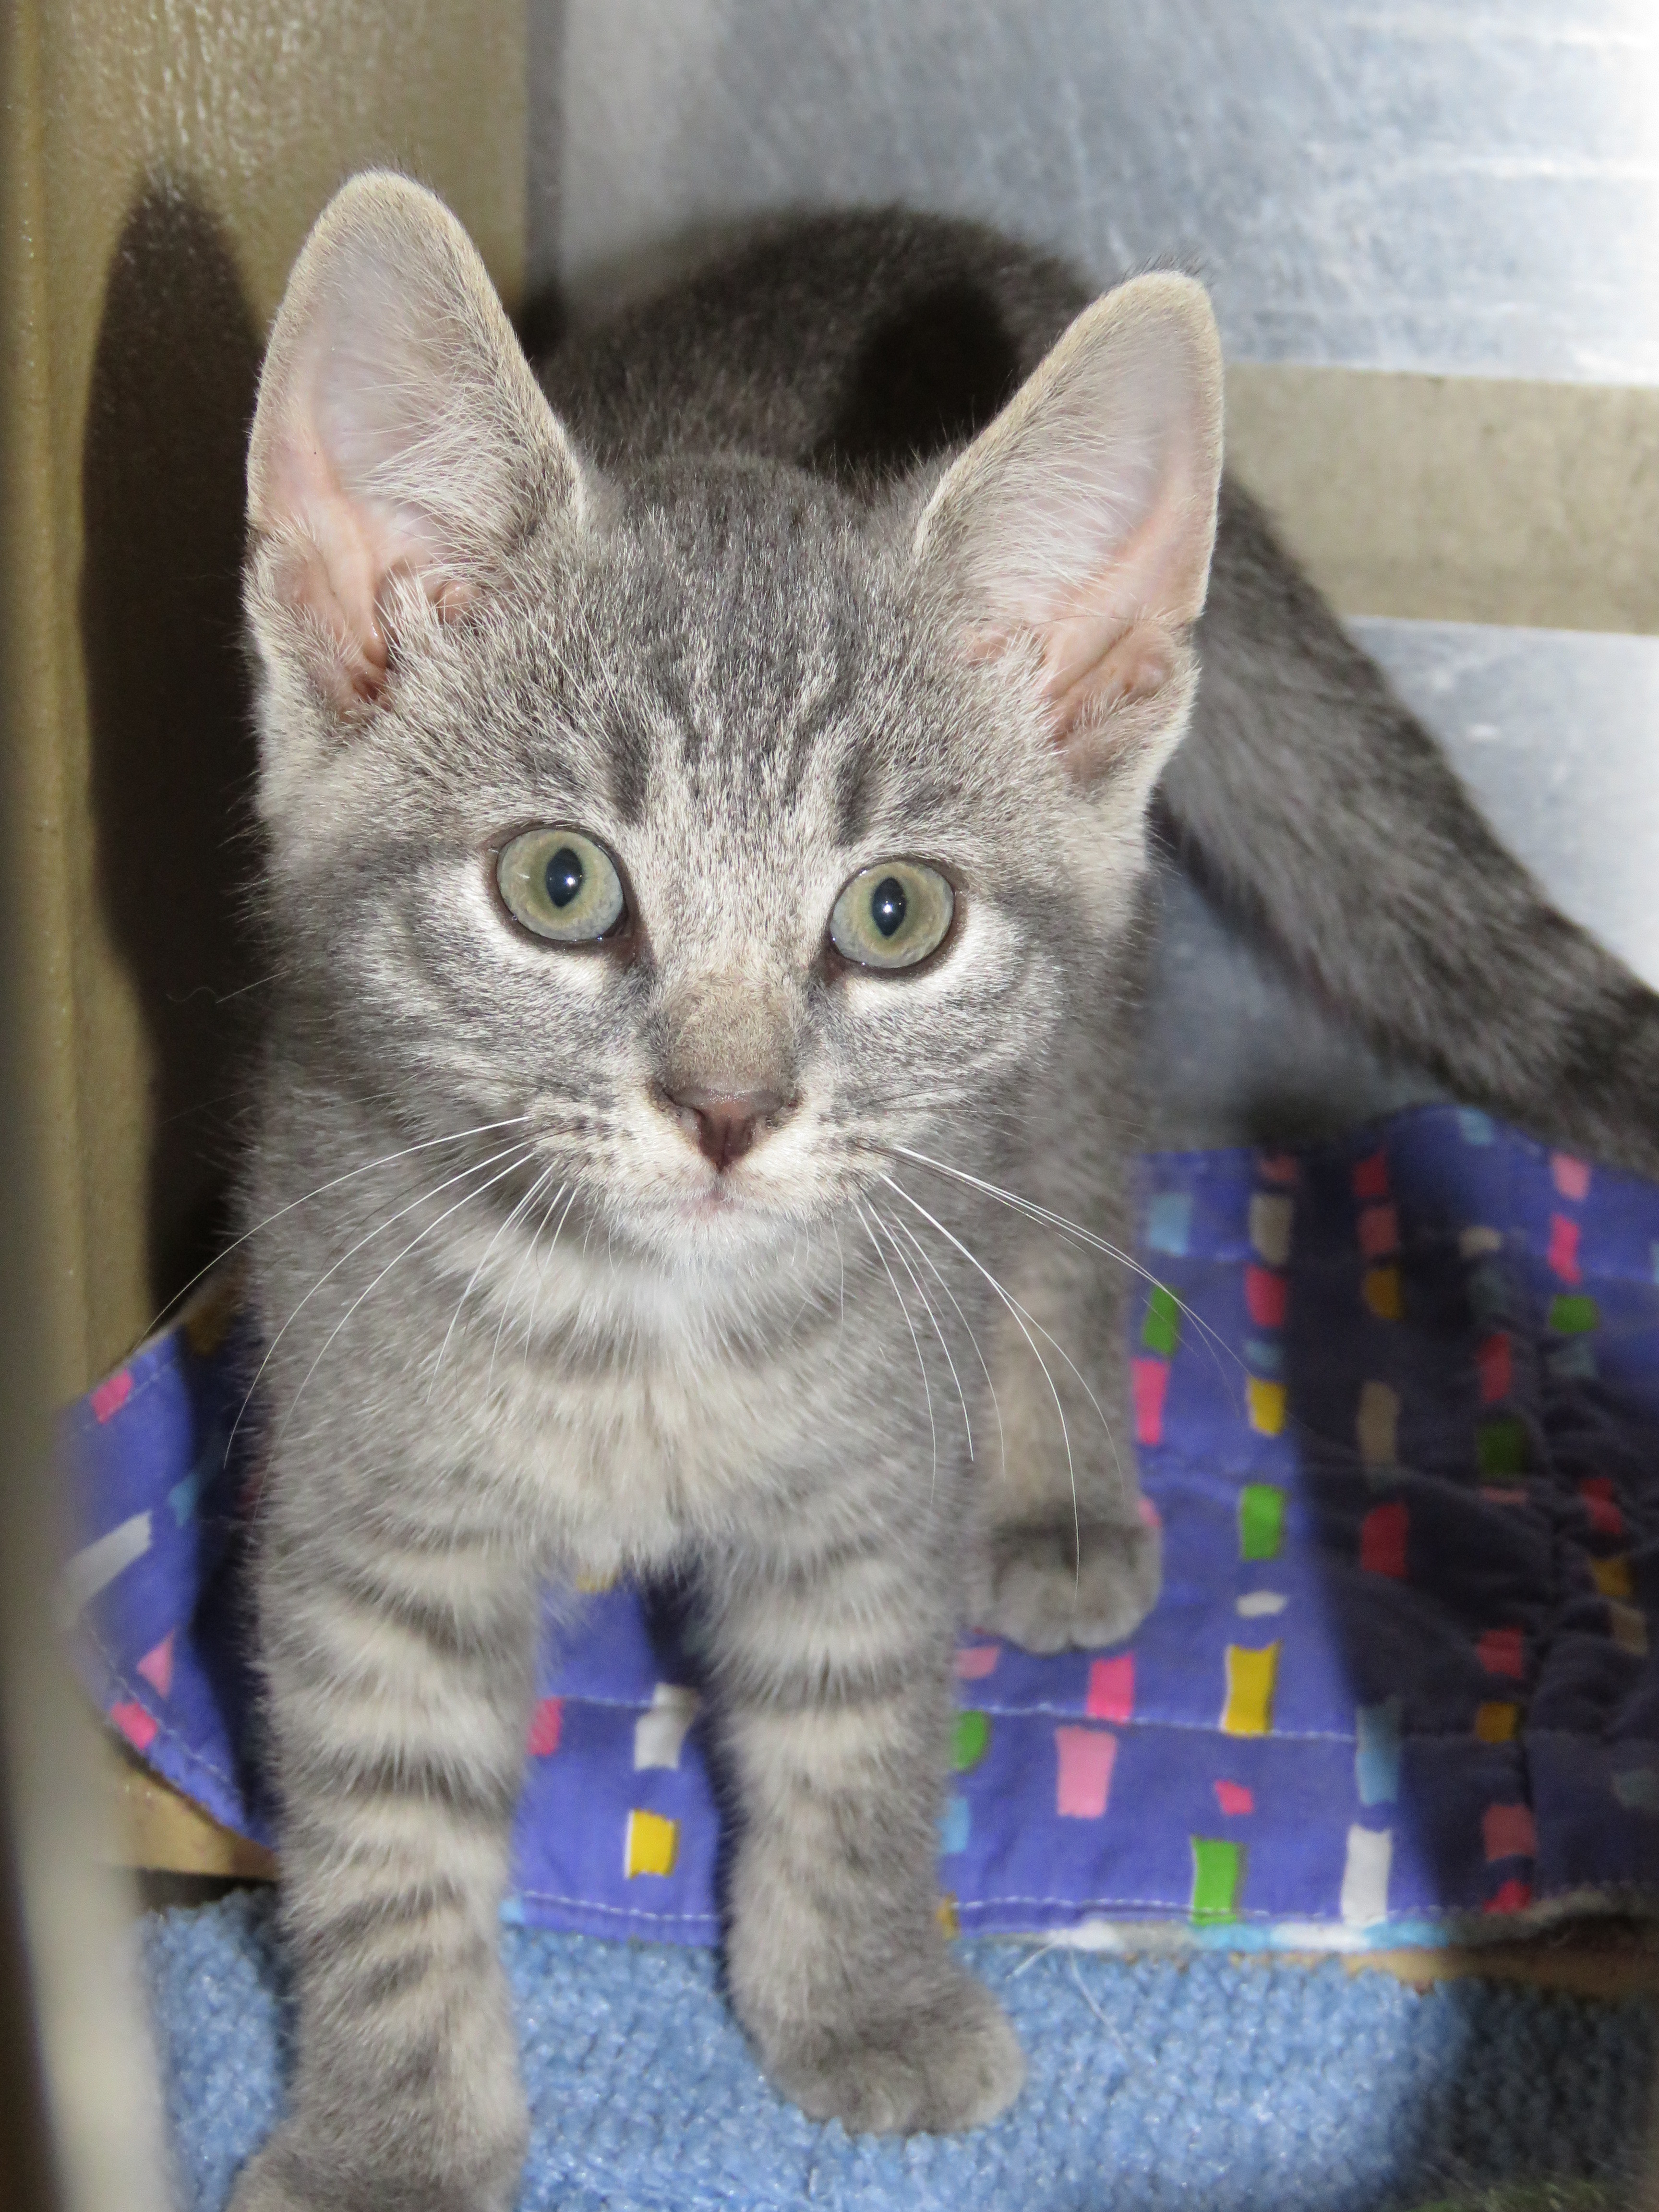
(228, 2126, 521, 2212)
(971, 1512, 1161, 1653)
(766, 1968, 1025, 2136)
(227, 2141, 314, 2212)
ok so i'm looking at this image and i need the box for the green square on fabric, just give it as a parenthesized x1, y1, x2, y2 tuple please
(1476, 1417, 1527, 1479)
(1190, 1837, 1244, 1924)
(1142, 1285, 1180, 1357)
(1238, 1483, 1286, 1562)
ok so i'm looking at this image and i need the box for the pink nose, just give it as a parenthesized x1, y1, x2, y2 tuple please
(664, 1085, 790, 1171)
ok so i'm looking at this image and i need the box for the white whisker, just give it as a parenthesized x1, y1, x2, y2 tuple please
(888, 1141, 1243, 1407)
(854, 1199, 937, 1503)
(887, 1212, 1006, 1481)
(491, 1175, 566, 1387)
(869, 1203, 971, 1463)
(224, 1137, 536, 1465)
(428, 1155, 559, 1400)
(878, 1173, 1080, 1594)
(274, 1147, 536, 1448)
(890, 1176, 1125, 1531)
(136, 1114, 533, 1347)
(521, 1184, 581, 1377)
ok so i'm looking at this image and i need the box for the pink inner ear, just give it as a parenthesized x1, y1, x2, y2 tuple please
(1043, 613, 1180, 734)
(274, 507, 389, 705)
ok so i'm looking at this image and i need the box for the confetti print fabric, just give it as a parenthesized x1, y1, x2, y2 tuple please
(59, 1107, 1659, 1950)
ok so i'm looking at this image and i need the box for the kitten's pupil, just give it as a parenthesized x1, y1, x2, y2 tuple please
(546, 847, 584, 909)
(871, 877, 906, 938)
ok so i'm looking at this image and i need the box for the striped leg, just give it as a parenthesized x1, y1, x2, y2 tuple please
(709, 1541, 1025, 2135)
(229, 1524, 541, 2212)
(968, 1163, 1160, 1654)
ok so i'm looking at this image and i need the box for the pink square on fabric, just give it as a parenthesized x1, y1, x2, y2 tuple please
(1132, 1358, 1169, 1445)
(136, 1632, 175, 1698)
(1477, 1627, 1525, 1679)
(1482, 1803, 1537, 1862)
(1352, 1151, 1390, 1201)
(1551, 1154, 1592, 1202)
(1360, 1503, 1409, 1579)
(1257, 1153, 1298, 1185)
(956, 1645, 1000, 1682)
(1214, 1780, 1254, 1816)
(91, 1369, 133, 1423)
(1054, 1726, 1118, 1819)
(1580, 1479, 1625, 1539)
(1485, 1877, 1533, 1914)
(1358, 1204, 1399, 1260)
(527, 1697, 564, 1757)
(1476, 1334, 1512, 1405)
(1086, 1655, 1134, 1723)
(1547, 1214, 1582, 1284)
(1244, 1266, 1289, 1329)
(110, 1700, 157, 1754)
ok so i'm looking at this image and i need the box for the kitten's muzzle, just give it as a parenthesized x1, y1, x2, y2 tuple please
(661, 1083, 795, 1172)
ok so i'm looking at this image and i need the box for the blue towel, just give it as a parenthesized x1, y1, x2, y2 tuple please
(145, 1890, 1652, 2211)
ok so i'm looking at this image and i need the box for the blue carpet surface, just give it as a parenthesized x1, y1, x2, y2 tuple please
(144, 1891, 1653, 2211)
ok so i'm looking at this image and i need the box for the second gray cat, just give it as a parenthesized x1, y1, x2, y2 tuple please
(229, 178, 1659, 2212)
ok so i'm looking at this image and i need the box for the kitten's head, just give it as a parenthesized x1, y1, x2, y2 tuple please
(244, 176, 1221, 1273)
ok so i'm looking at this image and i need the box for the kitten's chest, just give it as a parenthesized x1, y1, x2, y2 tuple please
(481, 1295, 915, 1577)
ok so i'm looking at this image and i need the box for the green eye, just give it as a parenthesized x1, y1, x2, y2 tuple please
(829, 860, 955, 972)
(496, 828, 626, 943)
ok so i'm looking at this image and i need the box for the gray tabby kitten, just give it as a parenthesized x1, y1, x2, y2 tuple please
(230, 176, 1659, 2212)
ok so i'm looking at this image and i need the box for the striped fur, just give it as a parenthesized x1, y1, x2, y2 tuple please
(229, 182, 1659, 2211)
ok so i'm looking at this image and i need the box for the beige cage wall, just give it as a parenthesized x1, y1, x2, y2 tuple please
(0, 12, 528, 2204)
(2, 0, 529, 1410)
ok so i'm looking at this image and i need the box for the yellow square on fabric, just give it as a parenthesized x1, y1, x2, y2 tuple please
(1247, 1378, 1286, 1436)
(1475, 1702, 1520, 1744)
(1221, 1643, 1281, 1737)
(1591, 1555, 1634, 1600)
(1362, 1267, 1402, 1321)
(625, 1808, 679, 1878)
(1609, 1601, 1649, 1657)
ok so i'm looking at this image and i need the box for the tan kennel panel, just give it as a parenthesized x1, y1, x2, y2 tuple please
(0, 14, 529, 2199)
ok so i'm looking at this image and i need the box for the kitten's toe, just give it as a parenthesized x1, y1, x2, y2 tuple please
(972, 1512, 1161, 1653)
(767, 1968, 1025, 2136)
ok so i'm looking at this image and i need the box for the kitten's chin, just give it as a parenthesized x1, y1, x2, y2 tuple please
(622, 1178, 816, 1267)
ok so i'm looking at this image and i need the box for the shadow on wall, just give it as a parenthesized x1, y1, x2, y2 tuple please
(81, 178, 265, 1317)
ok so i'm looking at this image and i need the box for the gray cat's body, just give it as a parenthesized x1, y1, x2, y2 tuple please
(230, 187, 1659, 2212)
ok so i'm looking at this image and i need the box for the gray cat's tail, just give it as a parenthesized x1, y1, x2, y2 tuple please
(1163, 481, 1659, 1180)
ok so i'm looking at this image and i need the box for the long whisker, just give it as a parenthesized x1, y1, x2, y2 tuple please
(274, 1148, 536, 1449)
(887, 1211, 1006, 1481)
(891, 1174, 1124, 1509)
(136, 1114, 534, 1346)
(521, 1184, 581, 1376)
(853, 1199, 937, 1503)
(878, 1173, 1079, 1593)
(887, 1141, 1244, 1403)
(224, 1138, 534, 1465)
(869, 1203, 971, 1463)
(830, 1215, 847, 1332)
(428, 1155, 559, 1400)
(491, 1173, 566, 1387)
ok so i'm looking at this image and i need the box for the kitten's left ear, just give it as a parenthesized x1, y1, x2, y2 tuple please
(914, 273, 1223, 789)
(247, 170, 582, 712)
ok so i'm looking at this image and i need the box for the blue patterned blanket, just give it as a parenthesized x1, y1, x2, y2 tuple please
(59, 1105, 1659, 1949)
